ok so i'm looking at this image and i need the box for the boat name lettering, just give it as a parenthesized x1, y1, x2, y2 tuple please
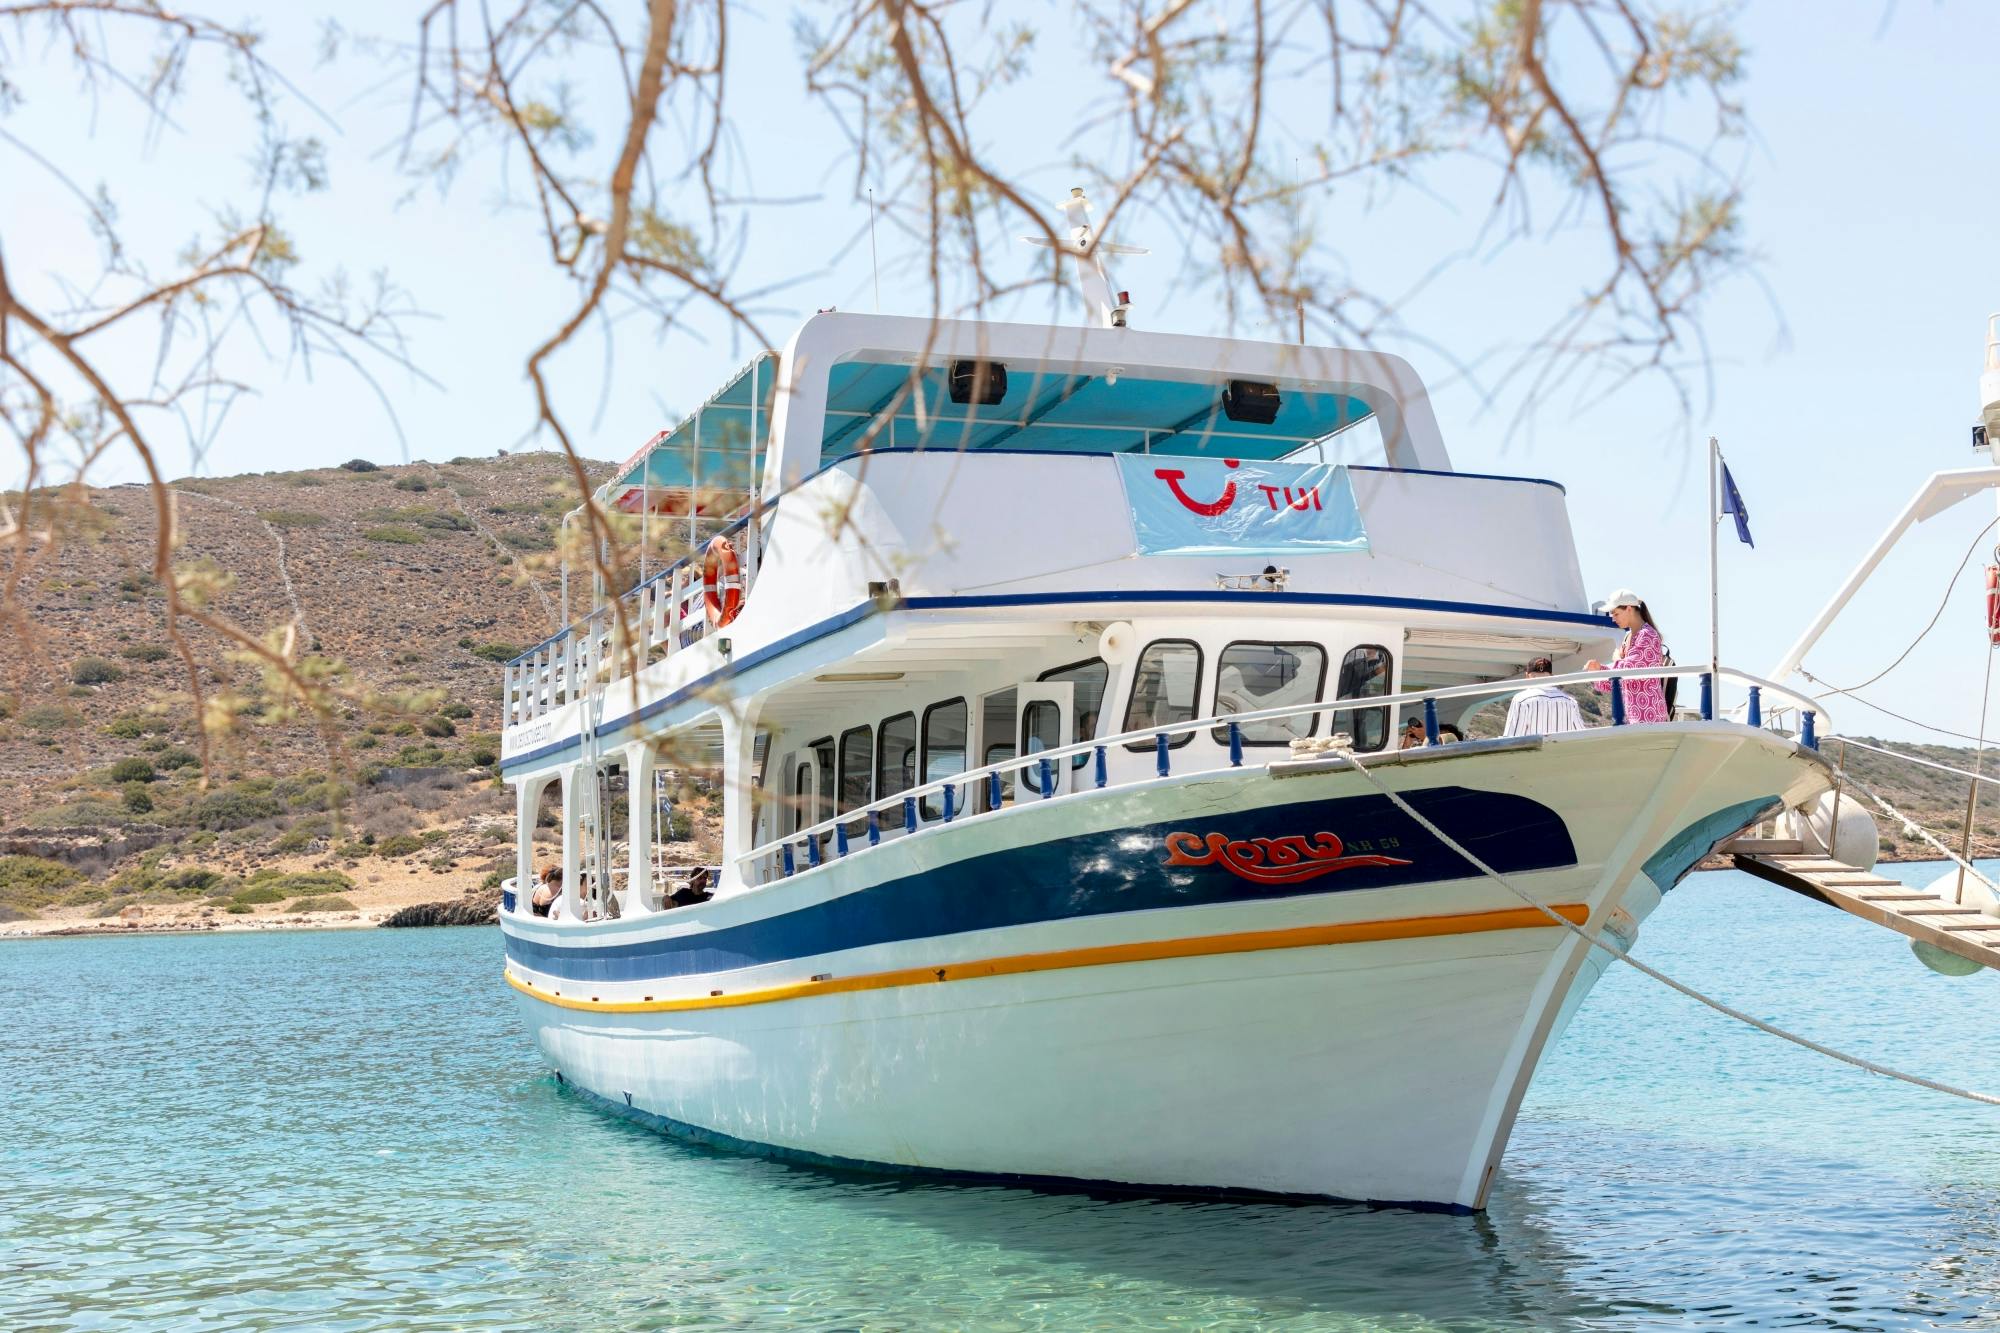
(1162, 830, 1412, 884)
(508, 721, 557, 752)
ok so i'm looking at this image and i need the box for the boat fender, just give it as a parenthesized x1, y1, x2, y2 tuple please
(1912, 939, 1985, 977)
(703, 535, 744, 627)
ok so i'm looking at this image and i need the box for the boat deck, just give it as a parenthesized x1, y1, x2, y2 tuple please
(1731, 846, 2000, 972)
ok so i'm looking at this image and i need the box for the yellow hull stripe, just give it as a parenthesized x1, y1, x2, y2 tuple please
(504, 901, 1590, 1015)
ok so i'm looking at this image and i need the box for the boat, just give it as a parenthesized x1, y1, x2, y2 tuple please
(496, 256, 1840, 1211)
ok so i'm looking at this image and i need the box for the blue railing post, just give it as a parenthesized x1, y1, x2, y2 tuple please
(1700, 673, 1713, 721)
(946, 783, 959, 822)
(835, 824, 849, 858)
(1156, 733, 1171, 777)
(867, 809, 881, 847)
(1610, 677, 1626, 726)
(1423, 697, 1439, 745)
(782, 843, 796, 877)
(1039, 756, 1053, 799)
(1747, 685, 1762, 729)
(807, 835, 821, 868)
(989, 770, 1003, 808)
(1801, 710, 1818, 750)
(1094, 746, 1107, 789)
(1228, 721, 1243, 767)
(903, 796, 918, 834)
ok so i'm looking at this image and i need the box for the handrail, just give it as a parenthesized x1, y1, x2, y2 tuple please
(735, 663, 1828, 880)
(1832, 736, 2000, 790)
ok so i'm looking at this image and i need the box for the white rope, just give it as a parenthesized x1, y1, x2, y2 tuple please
(1331, 752, 2000, 1108)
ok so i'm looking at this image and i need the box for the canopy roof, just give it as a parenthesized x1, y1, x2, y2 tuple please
(605, 350, 1378, 505)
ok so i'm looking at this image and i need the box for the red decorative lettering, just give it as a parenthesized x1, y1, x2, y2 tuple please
(1162, 830, 1412, 885)
(1155, 468, 1236, 517)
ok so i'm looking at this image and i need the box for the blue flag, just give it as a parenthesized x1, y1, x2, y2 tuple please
(1720, 461, 1753, 548)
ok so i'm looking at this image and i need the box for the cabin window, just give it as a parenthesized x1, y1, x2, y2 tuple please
(838, 725, 873, 830)
(810, 737, 835, 831)
(1212, 642, 1326, 746)
(1122, 639, 1202, 750)
(877, 712, 917, 800)
(791, 761, 811, 835)
(1038, 657, 1108, 767)
(981, 688, 1017, 810)
(1020, 699, 1063, 793)
(920, 698, 968, 820)
(1336, 645, 1394, 752)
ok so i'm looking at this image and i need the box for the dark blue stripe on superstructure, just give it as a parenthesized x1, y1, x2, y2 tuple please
(503, 786, 1576, 983)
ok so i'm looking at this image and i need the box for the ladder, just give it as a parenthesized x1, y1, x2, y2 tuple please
(1730, 848, 2000, 972)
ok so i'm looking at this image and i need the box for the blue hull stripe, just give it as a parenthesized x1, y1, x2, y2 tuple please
(503, 786, 1577, 984)
(502, 591, 1606, 774)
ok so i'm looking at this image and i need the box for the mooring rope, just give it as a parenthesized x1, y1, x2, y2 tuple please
(1826, 766, 2000, 903)
(1329, 752, 2000, 1108)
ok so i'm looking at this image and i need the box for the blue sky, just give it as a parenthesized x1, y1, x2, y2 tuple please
(7, 2, 2000, 744)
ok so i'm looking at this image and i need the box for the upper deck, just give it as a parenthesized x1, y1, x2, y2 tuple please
(507, 314, 1606, 758)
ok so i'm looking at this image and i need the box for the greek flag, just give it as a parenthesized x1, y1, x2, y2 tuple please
(1720, 462, 1753, 548)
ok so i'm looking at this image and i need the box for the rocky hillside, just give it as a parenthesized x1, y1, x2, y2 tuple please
(0, 453, 606, 925)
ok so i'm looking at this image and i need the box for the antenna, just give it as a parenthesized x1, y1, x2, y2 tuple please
(1020, 187, 1148, 329)
(868, 188, 881, 315)
(1293, 155, 1305, 344)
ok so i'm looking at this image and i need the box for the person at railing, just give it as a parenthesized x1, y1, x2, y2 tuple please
(1436, 724, 1465, 744)
(531, 866, 560, 917)
(669, 864, 713, 908)
(1502, 658, 1588, 737)
(1398, 717, 1427, 750)
(1585, 589, 1670, 724)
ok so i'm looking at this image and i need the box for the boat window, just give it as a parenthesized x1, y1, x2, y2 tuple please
(1020, 699, 1063, 793)
(810, 736, 835, 831)
(1211, 642, 1327, 746)
(791, 760, 811, 835)
(1122, 640, 1202, 750)
(981, 688, 1017, 810)
(920, 698, 967, 820)
(877, 712, 917, 800)
(838, 725, 873, 830)
(1038, 657, 1108, 768)
(1336, 646, 1394, 752)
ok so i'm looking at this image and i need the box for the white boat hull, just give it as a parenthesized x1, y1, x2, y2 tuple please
(502, 725, 1831, 1210)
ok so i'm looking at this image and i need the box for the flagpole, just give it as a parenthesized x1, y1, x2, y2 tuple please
(1709, 436, 1721, 694)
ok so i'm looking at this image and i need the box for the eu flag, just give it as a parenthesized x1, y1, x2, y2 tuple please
(1720, 462, 1753, 548)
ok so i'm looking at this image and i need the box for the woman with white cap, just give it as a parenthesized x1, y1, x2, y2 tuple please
(1584, 589, 1669, 723)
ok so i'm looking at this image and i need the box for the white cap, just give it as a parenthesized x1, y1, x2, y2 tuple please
(1594, 588, 1644, 614)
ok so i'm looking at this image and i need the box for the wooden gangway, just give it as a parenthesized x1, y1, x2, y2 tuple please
(1729, 842, 2000, 972)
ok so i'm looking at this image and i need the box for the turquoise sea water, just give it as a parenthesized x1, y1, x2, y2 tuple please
(5, 865, 1999, 1331)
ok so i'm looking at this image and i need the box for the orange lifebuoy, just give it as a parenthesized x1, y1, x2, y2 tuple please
(703, 534, 743, 628)
(1986, 564, 1999, 646)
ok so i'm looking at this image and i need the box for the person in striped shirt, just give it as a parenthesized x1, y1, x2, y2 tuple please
(1502, 658, 1587, 737)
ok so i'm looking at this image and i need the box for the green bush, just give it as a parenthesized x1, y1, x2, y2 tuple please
(121, 783, 153, 815)
(22, 704, 72, 732)
(161, 868, 225, 895)
(109, 757, 155, 783)
(103, 715, 149, 738)
(471, 643, 519, 662)
(374, 833, 426, 858)
(119, 643, 171, 663)
(22, 798, 125, 829)
(230, 884, 288, 905)
(501, 529, 553, 551)
(155, 747, 199, 771)
(258, 509, 328, 528)
(0, 855, 83, 914)
(440, 701, 474, 719)
(288, 895, 358, 913)
(392, 476, 429, 492)
(270, 820, 324, 853)
(361, 525, 425, 545)
(467, 748, 497, 768)
(290, 474, 326, 487)
(71, 657, 124, 685)
(174, 784, 285, 831)
(340, 459, 379, 472)
(420, 716, 456, 738)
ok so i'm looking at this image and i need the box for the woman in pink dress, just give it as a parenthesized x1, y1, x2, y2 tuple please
(1585, 589, 1670, 723)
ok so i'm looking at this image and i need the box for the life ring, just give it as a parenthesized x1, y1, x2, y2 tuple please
(703, 534, 743, 627)
(1986, 563, 1999, 646)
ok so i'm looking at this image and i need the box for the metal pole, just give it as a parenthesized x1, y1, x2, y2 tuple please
(1956, 645, 1996, 902)
(1708, 436, 1721, 695)
(690, 410, 701, 552)
(641, 480, 651, 587)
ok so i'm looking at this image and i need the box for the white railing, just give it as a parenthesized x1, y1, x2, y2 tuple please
(504, 505, 762, 726)
(733, 663, 1832, 888)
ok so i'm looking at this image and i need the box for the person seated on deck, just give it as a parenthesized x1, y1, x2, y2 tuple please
(669, 865, 713, 908)
(1435, 724, 1465, 745)
(572, 872, 601, 923)
(530, 866, 559, 917)
(1501, 658, 1587, 738)
(1398, 717, 1427, 750)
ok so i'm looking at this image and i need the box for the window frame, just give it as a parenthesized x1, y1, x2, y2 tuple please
(1335, 644, 1395, 753)
(919, 697, 968, 820)
(1121, 638, 1205, 751)
(876, 711, 918, 803)
(1209, 640, 1329, 746)
(1037, 656, 1108, 768)
(837, 724, 874, 817)
(807, 736, 835, 832)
